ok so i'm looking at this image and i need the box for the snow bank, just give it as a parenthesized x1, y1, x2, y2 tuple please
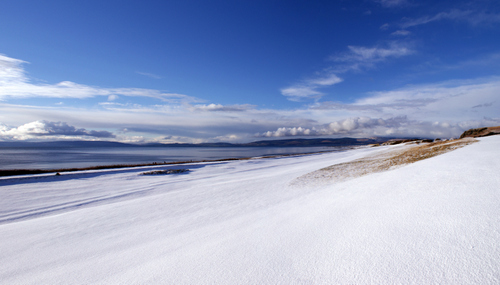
(1, 136, 499, 284)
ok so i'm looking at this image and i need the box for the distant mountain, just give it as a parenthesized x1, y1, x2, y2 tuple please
(0, 137, 399, 148)
(240, 137, 388, 147)
(142, 142, 235, 148)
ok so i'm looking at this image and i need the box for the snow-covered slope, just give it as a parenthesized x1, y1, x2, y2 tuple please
(1, 136, 499, 284)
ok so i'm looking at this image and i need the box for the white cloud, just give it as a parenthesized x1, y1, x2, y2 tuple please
(333, 42, 413, 65)
(258, 116, 500, 139)
(1, 54, 499, 143)
(280, 42, 413, 102)
(472, 102, 494, 109)
(0, 120, 115, 141)
(214, 134, 243, 141)
(136, 71, 162, 79)
(260, 126, 313, 138)
(191, 103, 255, 112)
(313, 98, 438, 113)
(3, 76, 498, 142)
(380, 23, 390, 30)
(258, 116, 408, 137)
(401, 9, 500, 29)
(374, 0, 409, 8)
(281, 74, 343, 102)
(271, 77, 500, 138)
(402, 9, 472, 28)
(108, 95, 119, 101)
(280, 86, 322, 102)
(391, 30, 411, 36)
(0, 54, 27, 86)
(1, 74, 499, 142)
(310, 77, 500, 122)
(309, 74, 343, 86)
(359, 77, 500, 115)
(287, 42, 415, 83)
(0, 54, 198, 103)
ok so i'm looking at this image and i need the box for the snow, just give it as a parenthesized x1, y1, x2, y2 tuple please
(1, 136, 499, 284)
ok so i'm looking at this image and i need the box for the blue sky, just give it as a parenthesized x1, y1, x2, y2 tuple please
(1, 0, 499, 143)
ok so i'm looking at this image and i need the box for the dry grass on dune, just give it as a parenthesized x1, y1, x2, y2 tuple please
(292, 138, 478, 186)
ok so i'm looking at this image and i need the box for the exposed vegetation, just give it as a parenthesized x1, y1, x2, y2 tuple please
(460, 126, 500, 138)
(293, 138, 478, 186)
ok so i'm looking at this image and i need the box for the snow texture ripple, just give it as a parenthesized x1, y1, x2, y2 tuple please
(0, 136, 499, 284)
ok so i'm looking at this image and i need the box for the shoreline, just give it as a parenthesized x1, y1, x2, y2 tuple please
(0, 147, 355, 178)
(0, 126, 497, 178)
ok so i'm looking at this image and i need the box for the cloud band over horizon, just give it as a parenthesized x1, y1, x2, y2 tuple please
(1, 53, 499, 143)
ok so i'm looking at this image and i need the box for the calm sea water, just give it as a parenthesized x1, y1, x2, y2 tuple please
(0, 146, 337, 170)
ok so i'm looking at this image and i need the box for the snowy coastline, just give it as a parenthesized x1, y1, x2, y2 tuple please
(1, 136, 499, 284)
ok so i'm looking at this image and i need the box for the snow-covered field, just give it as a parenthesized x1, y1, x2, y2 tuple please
(1, 136, 499, 284)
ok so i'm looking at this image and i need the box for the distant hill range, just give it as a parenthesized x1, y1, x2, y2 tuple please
(2, 126, 499, 148)
(240, 137, 387, 147)
(0, 137, 398, 148)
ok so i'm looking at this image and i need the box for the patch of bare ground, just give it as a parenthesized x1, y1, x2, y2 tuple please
(459, 126, 500, 138)
(291, 138, 478, 187)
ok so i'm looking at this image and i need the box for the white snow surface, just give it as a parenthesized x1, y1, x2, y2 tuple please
(1, 136, 499, 284)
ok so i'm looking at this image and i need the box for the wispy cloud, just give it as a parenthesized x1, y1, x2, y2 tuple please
(311, 98, 439, 113)
(391, 30, 411, 36)
(269, 77, 500, 139)
(281, 74, 343, 102)
(190, 103, 255, 112)
(2, 76, 499, 142)
(401, 9, 500, 29)
(380, 23, 390, 30)
(358, 77, 500, 110)
(332, 42, 413, 65)
(472, 102, 494, 109)
(2, 53, 499, 143)
(374, 0, 409, 8)
(281, 42, 413, 102)
(136, 71, 162, 79)
(326, 42, 415, 75)
(0, 54, 197, 103)
(0, 54, 27, 85)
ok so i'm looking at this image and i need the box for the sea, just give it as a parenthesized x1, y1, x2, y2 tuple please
(0, 146, 338, 170)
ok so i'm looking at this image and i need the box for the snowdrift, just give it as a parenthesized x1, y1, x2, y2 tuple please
(1, 136, 499, 284)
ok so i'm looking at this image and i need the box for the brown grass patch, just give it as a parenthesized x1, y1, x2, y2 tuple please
(292, 138, 477, 186)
